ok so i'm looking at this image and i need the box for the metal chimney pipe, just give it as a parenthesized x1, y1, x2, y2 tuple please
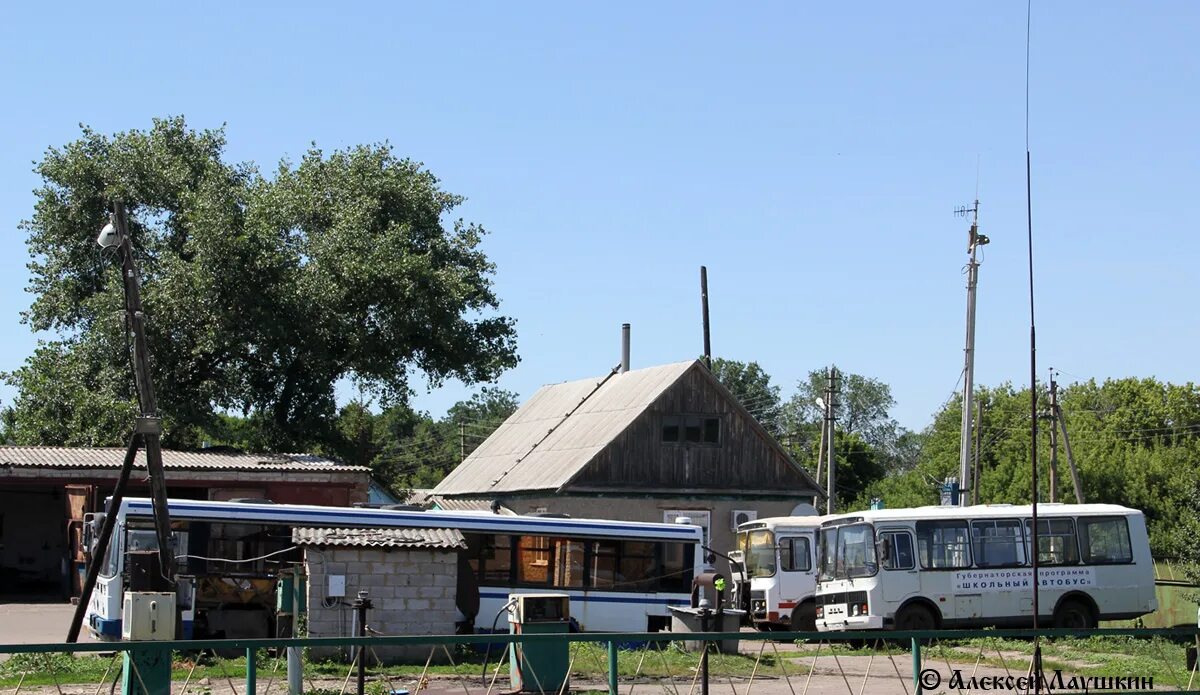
(620, 323, 631, 373)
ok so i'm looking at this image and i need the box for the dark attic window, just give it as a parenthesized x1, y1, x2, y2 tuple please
(662, 415, 720, 445)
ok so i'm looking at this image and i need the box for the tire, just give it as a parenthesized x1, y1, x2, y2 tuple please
(1053, 599, 1095, 630)
(791, 603, 817, 634)
(894, 603, 938, 632)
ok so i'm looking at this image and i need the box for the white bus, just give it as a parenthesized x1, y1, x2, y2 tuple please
(730, 515, 824, 631)
(814, 503, 1157, 632)
(84, 497, 704, 640)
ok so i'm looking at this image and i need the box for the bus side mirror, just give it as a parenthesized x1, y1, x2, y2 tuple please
(877, 538, 892, 562)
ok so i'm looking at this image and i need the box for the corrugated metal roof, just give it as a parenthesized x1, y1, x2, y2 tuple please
(292, 526, 465, 549)
(429, 496, 516, 515)
(434, 361, 695, 495)
(0, 446, 369, 473)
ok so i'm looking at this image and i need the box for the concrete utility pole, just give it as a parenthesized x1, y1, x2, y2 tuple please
(957, 200, 988, 506)
(825, 367, 838, 515)
(972, 403, 984, 505)
(1048, 372, 1059, 503)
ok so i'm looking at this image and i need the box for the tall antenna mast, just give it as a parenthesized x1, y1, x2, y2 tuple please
(956, 200, 988, 506)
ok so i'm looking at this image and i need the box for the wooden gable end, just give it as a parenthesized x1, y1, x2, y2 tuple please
(568, 365, 815, 492)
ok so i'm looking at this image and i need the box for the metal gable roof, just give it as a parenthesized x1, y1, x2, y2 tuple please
(433, 361, 695, 495)
(0, 446, 368, 473)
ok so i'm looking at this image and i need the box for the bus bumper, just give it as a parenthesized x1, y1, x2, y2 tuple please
(817, 616, 884, 631)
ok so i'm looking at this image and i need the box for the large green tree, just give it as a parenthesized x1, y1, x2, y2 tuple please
(708, 358, 783, 435)
(4, 117, 519, 451)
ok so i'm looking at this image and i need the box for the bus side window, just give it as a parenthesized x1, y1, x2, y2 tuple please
(1024, 518, 1079, 565)
(915, 520, 971, 569)
(881, 531, 914, 570)
(1077, 517, 1132, 564)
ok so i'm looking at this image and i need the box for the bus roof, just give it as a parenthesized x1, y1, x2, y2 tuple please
(738, 515, 825, 533)
(820, 503, 1142, 525)
(112, 497, 704, 543)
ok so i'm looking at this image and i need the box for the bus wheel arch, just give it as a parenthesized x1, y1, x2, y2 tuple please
(894, 599, 941, 631)
(1052, 593, 1098, 629)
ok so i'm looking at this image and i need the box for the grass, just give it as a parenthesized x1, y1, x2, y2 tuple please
(1, 635, 1194, 689)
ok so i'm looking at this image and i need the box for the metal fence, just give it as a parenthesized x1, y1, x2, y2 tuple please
(2, 627, 1197, 695)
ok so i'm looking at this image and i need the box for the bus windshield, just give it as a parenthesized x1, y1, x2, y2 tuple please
(819, 523, 878, 580)
(741, 530, 777, 577)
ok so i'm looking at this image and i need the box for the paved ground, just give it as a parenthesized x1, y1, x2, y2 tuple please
(0, 600, 96, 647)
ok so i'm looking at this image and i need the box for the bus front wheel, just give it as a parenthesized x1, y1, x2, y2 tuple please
(894, 604, 937, 632)
(791, 603, 817, 634)
(1053, 599, 1095, 630)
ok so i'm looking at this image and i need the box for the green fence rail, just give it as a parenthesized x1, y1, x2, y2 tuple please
(2, 626, 1197, 695)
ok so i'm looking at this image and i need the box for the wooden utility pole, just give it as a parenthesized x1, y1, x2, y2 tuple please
(700, 266, 711, 369)
(67, 203, 175, 643)
(115, 202, 175, 581)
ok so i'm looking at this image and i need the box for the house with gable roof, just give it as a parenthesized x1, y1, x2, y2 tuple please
(432, 359, 824, 565)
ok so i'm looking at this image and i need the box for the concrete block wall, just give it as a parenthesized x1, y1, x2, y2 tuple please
(305, 546, 459, 663)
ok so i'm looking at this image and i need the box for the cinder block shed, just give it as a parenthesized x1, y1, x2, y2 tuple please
(295, 526, 465, 663)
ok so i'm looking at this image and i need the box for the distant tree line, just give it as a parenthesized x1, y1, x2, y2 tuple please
(709, 358, 1200, 576)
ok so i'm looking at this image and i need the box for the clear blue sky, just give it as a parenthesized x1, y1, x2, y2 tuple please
(1, 2, 1196, 432)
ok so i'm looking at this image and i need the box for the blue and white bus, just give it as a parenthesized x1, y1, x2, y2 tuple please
(84, 497, 704, 640)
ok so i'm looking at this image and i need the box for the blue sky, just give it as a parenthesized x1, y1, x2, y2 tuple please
(0, 2, 1196, 432)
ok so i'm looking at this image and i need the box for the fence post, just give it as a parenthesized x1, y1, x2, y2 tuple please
(608, 640, 618, 695)
(246, 648, 257, 695)
(912, 637, 922, 695)
(121, 646, 171, 695)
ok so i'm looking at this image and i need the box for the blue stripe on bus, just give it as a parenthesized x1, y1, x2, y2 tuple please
(478, 591, 689, 606)
(123, 500, 700, 539)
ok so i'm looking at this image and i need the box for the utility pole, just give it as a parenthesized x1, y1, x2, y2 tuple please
(825, 366, 838, 515)
(68, 203, 176, 644)
(460, 422, 466, 462)
(114, 202, 175, 584)
(957, 200, 988, 506)
(700, 266, 712, 369)
(972, 403, 984, 505)
(1048, 371, 1059, 503)
(1054, 400, 1085, 504)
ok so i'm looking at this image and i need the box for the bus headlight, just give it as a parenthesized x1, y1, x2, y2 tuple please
(851, 605, 860, 617)
(816, 605, 823, 619)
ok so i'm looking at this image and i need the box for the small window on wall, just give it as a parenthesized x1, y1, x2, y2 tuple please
(661, 415, 720, 445)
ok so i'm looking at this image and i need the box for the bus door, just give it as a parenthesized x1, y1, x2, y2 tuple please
(777, 533, 814, 605)
(877, 528, 918, 605)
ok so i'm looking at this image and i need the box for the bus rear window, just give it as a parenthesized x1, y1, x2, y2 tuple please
(1078, 517, 1132, 564)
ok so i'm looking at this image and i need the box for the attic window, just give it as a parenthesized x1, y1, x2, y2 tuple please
(662, 415, 720, 445)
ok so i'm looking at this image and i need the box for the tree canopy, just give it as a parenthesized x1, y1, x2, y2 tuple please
(4, 117, 519, 452)
(708, 358, 783, 435)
